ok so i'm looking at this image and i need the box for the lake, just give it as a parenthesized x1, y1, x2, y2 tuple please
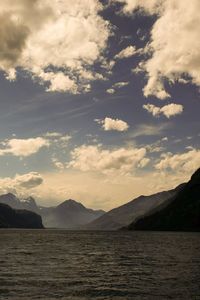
(0, 230, 200, 299)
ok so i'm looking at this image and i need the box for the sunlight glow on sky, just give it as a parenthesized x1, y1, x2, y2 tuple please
(0, 0, 199, 210)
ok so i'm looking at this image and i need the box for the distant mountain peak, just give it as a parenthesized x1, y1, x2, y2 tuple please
(64, 199, 80, 204)
(40, 198, 105, 229)
(57, 199, 85, 210)
(0, 193, 105, 229)
(0, 193, 39, 212)
(2, 193, 17, 199)
(0, 193, 21, 209)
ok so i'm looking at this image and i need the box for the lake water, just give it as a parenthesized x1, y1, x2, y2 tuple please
(0, 230, 200, 300)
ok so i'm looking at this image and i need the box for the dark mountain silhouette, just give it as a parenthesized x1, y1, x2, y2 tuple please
(0, 203, 43, 228)
(85, 185, 183, 230)
(41, 199, 105, 229)
(128, 168, 200, 231)
(0, 193, 104, 229)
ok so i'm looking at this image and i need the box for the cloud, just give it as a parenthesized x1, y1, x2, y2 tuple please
(143, 103, 183, 118)
(0, 172, 43, 195)
(112, 0, 160, 15)
(0, 137, 49, 157)
(44, 132, 71, 143)
(0, 0, 110, 93)
(0, 132, 71, 161)
(115, 45, 137, 59)
(155, 148, 200, 174)
(130, 123, 169, 138)
(106, 88, 115, 94)
(68, 144, 149, 174)
(30, 170, 155, 210)
(14, 172, 44, 189)
(114, 0, 200, 99)
(44, 132, 71, 145)
(112, 81, 129, 88)
(146, 141, 165, 153)
(25, 162, 195, 210)
(44, 132, 62, 138)
(95, 117, 129, 131)
(106, 81, 129, 94)
(51, 157, 65, 170)
(39, 71, 78, 93)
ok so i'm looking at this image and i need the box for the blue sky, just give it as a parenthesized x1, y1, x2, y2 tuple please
(0, 0, 199, 210)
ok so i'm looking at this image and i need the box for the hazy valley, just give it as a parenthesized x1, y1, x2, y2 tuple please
(0, 168, 199, 232)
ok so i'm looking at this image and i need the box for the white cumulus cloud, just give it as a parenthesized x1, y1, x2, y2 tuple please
(0, 137, 49, 157)
(68, 144, 149, 174)
(14, 172, 44, 189)
(155, 148, 200, 174)
(95, 117, 129, 131)
(106, 88, 115, 94)
(0, 0, 110, 93)
(115, 45, 137, 59)
(143, 103, 183, 118)
(0, 172, 43, 195)
(113, 0, 200, 99)
(112, 81, 129, 88)
(106, 81, 129, 94)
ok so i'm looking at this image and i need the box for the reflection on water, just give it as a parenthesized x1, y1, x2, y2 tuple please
(0, 230, 200, 300)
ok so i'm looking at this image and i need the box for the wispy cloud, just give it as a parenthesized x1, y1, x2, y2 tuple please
(115, 45, 137, 59)
(128, 123, 171, 138)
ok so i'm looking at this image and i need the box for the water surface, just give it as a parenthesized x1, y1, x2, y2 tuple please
(0, 230, 200, 299)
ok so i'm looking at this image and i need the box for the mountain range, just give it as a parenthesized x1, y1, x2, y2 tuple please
(128, 168, 200, 231)
(84, 185, 184, 230)
(0, 193, 39, 212)
(0, 194, 104, 229)
(40, 200, 104, 229)
(0, 167, 199, 231)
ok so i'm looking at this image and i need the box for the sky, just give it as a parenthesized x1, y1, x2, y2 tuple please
(0, 0, 199, 210)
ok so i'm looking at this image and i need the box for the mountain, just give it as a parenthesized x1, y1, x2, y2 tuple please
(128, 168, 200, 231)
(40, 199, 105, 229)
(0, 193, 22, 209)
(20, 196, 39, 213)
(0, 193, 40, 212)
(0, 203, 44, 228)
(0, 193, 104, 229)
(85, 185, 183, 230)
